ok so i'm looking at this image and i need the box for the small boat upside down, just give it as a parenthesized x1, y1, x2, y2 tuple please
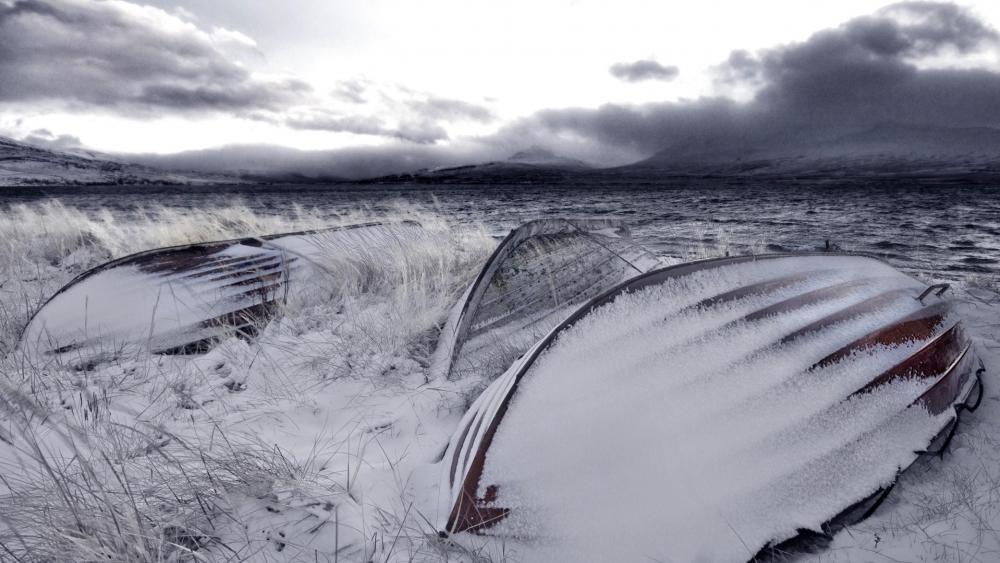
(438, 252, 984, 562)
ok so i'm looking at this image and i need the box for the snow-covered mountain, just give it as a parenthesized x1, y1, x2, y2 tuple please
(0, 136, 244, 186)
(620, 123, 1000, 178)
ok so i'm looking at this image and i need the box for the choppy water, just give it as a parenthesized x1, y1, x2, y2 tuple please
(3, 182, 999, 282)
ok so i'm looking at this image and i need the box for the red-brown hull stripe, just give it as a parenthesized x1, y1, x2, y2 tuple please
(196, 256, 284, 281)
(134, 246, 236, 275)
(915, 344, 974, 415)
(740, 278, 878, 324)
(849, 323, 966, 399)
(196, 302, 279, 329)
(811, 302, 951, 370)
(176, 253, 273, 277)
(219, 271, 286, 289)
(693, 271, 827, 310)
(776, 288, 913, 346)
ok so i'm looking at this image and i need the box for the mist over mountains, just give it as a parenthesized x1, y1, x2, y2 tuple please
(346, 122, 1000, 183)
(620, 122, 1000, 178)
(4, 121, 1000, 186)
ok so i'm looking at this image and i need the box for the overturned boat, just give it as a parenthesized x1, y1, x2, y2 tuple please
(18, 221, 424, 367)
(437, 253, 983, 562)
(431, 218, 661, 382)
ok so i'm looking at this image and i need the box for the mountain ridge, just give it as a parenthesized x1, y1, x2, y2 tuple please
(0, 136, 246, 186)
(6, 122, 1000, 186)
(360, 146, 591, 184)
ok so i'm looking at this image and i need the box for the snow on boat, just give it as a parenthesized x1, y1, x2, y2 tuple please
(18, 221, 424, 367)
(430, 218, 661, 382)
(437, 253, 983, 562)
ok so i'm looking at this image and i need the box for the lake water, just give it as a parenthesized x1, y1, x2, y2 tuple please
(2, 182, 999, 282)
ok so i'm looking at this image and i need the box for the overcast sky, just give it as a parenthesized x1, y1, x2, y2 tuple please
(2, 0, 1000, 173)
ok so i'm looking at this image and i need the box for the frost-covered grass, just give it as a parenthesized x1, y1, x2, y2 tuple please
(0, 201, 503, 562)
(0, 201, 998, 562)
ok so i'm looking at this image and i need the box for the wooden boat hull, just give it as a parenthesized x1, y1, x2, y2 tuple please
(18, 221, 424, 367)
(430, 218, 660, 382)
(437, 253, 982, 561)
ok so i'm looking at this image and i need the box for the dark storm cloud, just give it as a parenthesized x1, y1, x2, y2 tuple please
(487, 97, 750, 166)
(862, 2, 997, 56)
(505, 1, 1000, 160)
(609, 60, 680, 82)
(0, 0, 307, 113)
(715, 50, 762, 85)
(743, 2, 1000, 128)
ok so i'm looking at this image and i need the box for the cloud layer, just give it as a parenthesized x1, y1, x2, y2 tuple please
(5, 0, 1000, 177)
(0, 0, 498, 148)
(508, 1, 1000, 163)
(283, 94, 494, 144)
(0, 0, 307, 113)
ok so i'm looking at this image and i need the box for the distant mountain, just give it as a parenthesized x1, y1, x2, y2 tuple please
(363, 125, 1000, 185)
(363, 145, 590, 184)
(505, 145, 590, 168)
(0, 136, 244, 186)
(621, 123, 1000, 178)
(8, 123, 1000, 187)
(129, 144, 355, 184)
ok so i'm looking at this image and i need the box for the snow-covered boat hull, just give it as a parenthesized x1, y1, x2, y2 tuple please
(431, 218, 660, 382)
(19, 221, 423, 366)
(437, 253, 983, 561)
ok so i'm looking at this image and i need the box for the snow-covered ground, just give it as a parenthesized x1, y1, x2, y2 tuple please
(0, 201, 998, 562)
